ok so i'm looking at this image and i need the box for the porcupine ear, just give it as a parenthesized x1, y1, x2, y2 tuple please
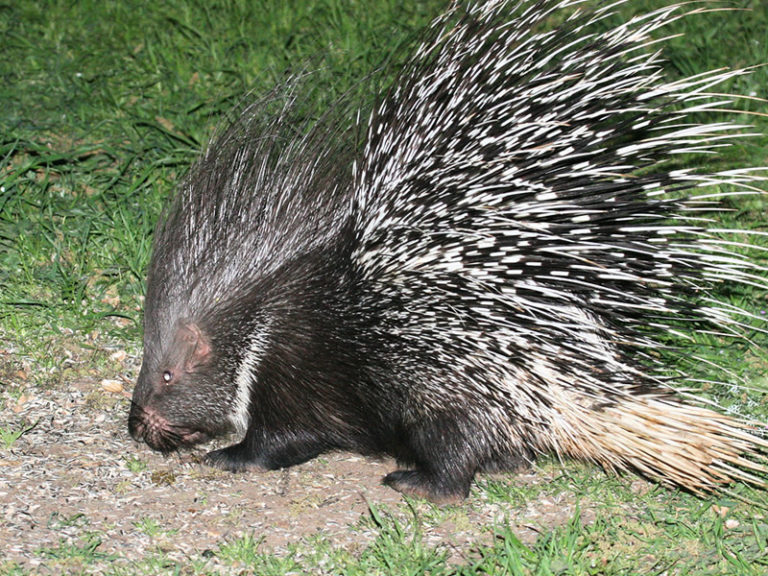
(170, 321, 212, 373)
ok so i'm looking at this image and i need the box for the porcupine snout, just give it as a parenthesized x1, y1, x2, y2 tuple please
(128, 402, 167, 447)
(128, 401, 208, 453)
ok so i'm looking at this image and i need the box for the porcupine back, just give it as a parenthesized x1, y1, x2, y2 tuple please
(350, 0, 768, 493)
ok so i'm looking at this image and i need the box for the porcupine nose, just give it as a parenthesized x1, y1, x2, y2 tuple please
(128, 403, 168, 448)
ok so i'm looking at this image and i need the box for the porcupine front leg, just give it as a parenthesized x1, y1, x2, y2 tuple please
(205, 434, 326, 472)
(384, 412, 480, 503)
(205, 420, 328, 472)
(205, 407, 328, 472)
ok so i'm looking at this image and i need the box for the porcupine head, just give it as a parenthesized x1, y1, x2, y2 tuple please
(128, 249, 238, 456)
(129, 317, 218, 453)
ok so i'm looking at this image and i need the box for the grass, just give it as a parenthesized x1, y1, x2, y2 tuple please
(0, 420, 34, 449)
(1, 0, 768, 574)
(0, 0, 445, 347)
(8, 488, 768, 575)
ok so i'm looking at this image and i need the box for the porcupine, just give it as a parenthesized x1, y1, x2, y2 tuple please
(128, 0, 768, 502)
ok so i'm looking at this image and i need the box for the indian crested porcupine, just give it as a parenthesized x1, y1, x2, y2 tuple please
(128, 0, 768, 502)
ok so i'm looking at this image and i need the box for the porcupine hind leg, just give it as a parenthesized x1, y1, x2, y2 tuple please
(383, 412, 481, 503)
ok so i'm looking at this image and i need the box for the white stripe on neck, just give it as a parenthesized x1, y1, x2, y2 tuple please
(230, 327, 270, 435)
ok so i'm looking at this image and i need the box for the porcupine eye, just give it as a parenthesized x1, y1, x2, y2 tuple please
(162, 370, 173, 384)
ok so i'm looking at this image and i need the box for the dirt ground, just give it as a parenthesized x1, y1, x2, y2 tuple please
(0, 340, 592, 573)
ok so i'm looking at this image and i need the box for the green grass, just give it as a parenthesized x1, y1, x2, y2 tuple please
(0, 420, 34, 449)
(9, 489, 768, 575)
(2, 0, 768, 574)
(0, 0, 446, 347)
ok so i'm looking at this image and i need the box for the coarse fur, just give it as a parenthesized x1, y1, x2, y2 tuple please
(129, 0, 768, 503)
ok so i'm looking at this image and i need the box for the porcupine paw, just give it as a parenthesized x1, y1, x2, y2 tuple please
(204, 444, 267, 473)
(383, 469, 471, 504)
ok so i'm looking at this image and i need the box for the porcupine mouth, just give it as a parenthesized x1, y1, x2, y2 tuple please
(129, 405, 210, 453)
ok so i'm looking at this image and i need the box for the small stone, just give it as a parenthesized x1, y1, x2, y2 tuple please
(101, 379, 124, 394)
